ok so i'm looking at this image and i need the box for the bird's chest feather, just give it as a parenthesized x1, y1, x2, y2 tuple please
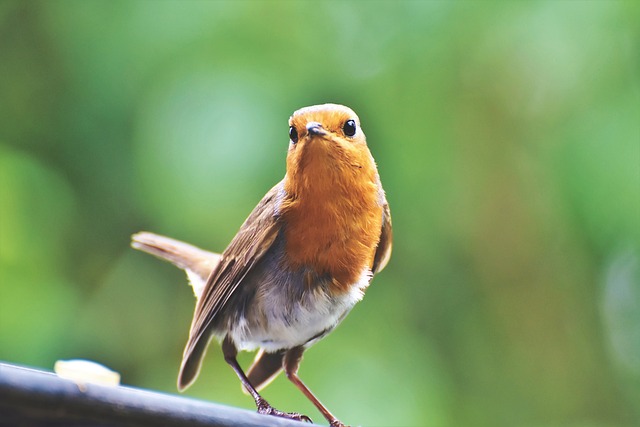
(281, 166, 383, 291)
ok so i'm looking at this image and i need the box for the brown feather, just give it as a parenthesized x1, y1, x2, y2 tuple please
(245, 349, 285, 393)
(131, 232, 220, 282)
(372, 203, 392, 274)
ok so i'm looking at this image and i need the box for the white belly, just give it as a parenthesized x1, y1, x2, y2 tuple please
(230, 268, 372, 352)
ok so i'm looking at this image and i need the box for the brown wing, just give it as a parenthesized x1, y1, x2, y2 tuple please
(372, 202, 392, 274)
(178, 182, 284, 390)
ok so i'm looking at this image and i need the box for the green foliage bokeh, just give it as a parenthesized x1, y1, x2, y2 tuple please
(1, 1, 639, 426)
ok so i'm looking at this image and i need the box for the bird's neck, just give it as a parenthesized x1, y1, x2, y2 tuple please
(281, 154, 383, 292)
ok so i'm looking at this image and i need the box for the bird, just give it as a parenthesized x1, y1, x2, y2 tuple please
(131, 103, 392, 427)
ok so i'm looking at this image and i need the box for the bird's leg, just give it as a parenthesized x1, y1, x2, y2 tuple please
(222, 336, 312, 423)
(284, 347, 348, 427)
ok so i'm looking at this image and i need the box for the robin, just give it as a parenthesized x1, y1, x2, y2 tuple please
(132, 103, 392, 427)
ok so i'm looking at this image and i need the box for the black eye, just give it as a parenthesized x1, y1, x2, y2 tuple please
(343, 119, 357, 137)
(289, 126, 298, 143)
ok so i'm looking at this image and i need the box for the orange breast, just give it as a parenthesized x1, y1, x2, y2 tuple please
(281, 142, 383, 292)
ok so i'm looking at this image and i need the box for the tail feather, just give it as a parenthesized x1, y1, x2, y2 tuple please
(131, 231, 220, 298)
(244, 349, 285, 393)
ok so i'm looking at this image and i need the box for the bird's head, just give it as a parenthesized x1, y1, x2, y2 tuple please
(285, 104, 375, 190)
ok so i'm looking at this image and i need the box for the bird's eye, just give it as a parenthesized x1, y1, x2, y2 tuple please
(343, 119, 357, 137)
(289, 126, 298, 143)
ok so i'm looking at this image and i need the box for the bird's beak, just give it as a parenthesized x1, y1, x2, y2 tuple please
(306, 122, 327, 137)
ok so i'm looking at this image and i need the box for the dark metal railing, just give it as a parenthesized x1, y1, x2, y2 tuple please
(0, 362, 319, 427)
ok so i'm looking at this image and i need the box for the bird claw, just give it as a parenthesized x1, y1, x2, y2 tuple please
(329, 421, 349, 427)
(256, 399, 313, 423)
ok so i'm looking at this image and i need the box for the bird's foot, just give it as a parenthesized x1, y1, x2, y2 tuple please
(256, 398, 312, 423)
(329, 420, 349, 427)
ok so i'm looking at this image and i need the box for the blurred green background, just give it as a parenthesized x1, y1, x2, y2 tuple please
(1, 1, 639, 426)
